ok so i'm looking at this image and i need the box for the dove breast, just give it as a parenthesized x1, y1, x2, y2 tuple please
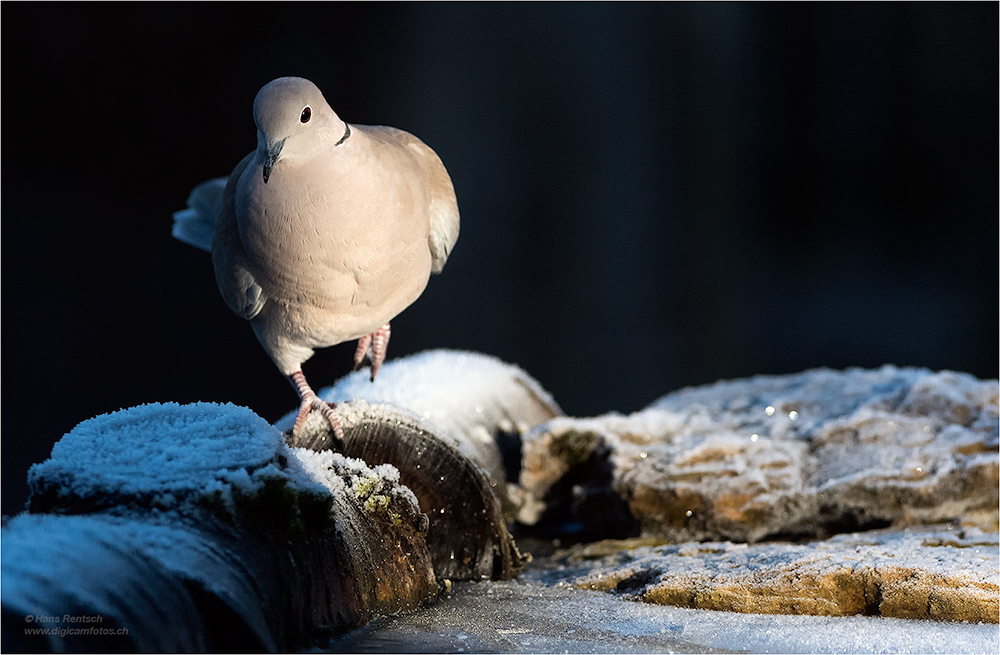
(228, 123, 455, 372)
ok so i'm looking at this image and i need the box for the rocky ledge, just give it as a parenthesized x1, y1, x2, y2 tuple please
(514, 365, 998, 544)
(533, 526, 997, 623)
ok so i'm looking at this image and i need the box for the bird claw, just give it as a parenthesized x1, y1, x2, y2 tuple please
(353, 333, 372, 371)
(353, 323, 391, 382)
(288, 371, 345, 448)
(292, 395, 345, 446)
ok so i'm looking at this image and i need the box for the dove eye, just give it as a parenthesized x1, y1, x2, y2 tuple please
(300, 106, 312, 123)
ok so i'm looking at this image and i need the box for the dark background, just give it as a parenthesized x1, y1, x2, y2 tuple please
(3, 3, 997, 516)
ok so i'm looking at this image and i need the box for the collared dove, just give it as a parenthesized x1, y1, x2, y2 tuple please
(173, 77, 459, 445)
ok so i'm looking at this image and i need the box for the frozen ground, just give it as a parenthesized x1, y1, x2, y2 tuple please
(320, 576, 998, 654)
(292, 355, 1000, 653)
(8, 354, 996, 652)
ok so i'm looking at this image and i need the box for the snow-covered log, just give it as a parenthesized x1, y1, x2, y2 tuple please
(2, 351, 563, 652)
(284, 350, 563, 581)
(2, 402, 436, 652)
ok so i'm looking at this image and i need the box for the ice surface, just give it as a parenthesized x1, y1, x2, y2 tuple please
(321, 577, 999, 654)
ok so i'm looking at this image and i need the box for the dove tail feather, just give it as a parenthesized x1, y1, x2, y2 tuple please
(171, 177, 228, 252)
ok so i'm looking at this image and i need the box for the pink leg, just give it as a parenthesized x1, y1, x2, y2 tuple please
(288, 370, 345, 446)
(353, 333, 372, 370)
(352, 322, 392, 382)
(369, 322, 391, 382)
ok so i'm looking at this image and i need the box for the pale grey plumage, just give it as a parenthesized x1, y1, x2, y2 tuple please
(173, 77, 459, 439)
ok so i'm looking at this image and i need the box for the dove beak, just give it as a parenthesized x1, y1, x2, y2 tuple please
(262, 138, 285, 184)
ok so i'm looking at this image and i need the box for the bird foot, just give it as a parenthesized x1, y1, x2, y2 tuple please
(352, 322, 391, 382)
(288, 371, 345, 448)
(353, 334, 372, 370)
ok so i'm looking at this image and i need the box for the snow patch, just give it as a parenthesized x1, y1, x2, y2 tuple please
(275, 349, 560, 437)
(27, 402, 330, 517)
(291, 447, 419, 521)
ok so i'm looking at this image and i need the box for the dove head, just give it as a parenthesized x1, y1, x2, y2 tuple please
(252, 77, 346, 183)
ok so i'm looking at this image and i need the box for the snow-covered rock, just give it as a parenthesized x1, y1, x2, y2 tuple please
(516, 366, 998, 543)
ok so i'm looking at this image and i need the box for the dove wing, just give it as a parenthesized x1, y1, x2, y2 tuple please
(212, 153, 267, 321)
(422, 143, 460, 274)
(374, 127, 459, 274)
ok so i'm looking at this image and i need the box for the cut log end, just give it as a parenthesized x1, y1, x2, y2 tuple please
(286, 400, 526, 582)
